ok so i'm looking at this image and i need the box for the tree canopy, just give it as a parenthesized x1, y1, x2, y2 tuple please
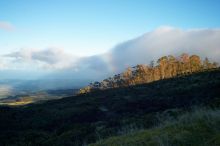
(79, 53, 218, 94)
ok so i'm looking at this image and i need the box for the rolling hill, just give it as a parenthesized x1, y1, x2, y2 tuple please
(0, 67, 219, 146)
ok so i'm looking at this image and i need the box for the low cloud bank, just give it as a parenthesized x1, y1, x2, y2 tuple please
(4, 48, 78, 70)
(1, 26, 220, 83)
(109, 26, 220, 72)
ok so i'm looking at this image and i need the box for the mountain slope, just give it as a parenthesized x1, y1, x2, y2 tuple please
(0, 68, 219, 146)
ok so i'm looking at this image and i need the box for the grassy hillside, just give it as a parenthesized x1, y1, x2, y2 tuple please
(91, 108, 220, 146)
(0, 68, 219, 146)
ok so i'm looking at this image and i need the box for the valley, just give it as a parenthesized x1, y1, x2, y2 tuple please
(0, 88, 78, 106)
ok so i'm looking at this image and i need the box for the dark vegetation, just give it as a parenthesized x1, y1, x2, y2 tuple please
(91, 108, 220, 146)
(0, 54, 219, 146)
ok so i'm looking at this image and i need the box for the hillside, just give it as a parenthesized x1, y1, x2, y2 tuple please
(0, 68, 219, 146)
(91, 108, 220, 146)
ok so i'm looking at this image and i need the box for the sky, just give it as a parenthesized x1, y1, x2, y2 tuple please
(0, 0, 220, 82)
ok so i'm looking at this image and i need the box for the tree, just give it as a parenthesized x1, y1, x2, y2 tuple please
(157, 56, 168, 79)
(148, 60, 156, 81)
(179, 53, 190, 74)
(190, 55, 201, 72)
(149, 60, 154, 68)
(203, 57, 211, 69)
(212, 62, 218, 68)
(167, 55, 177, 77)
(122, 67, 133, 86)
(132, 64, 150, 84)
(79, 86, 91, 94)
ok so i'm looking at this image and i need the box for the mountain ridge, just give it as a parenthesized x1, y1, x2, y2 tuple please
(0, 66, 219, 145)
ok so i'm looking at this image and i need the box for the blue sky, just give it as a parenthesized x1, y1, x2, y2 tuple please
(1, 0, 220, 56)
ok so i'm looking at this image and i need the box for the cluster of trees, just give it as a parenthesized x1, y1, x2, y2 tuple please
(79, 53, 218, 94)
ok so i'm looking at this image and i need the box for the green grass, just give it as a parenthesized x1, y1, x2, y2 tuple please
(90, 108, 220, 146)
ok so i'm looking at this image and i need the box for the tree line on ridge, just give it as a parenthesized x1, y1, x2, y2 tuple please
(79, 53, 218, 94)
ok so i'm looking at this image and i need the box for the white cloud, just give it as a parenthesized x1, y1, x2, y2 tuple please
(0, 21, 14, 31)
(108, 26, 220, 72)
(1, 26, 220, 81)
(0, 60, 5, 69)
(0, 57, 8, 70)
(4, 48, 78, 70)
(47, 27, 220, 81)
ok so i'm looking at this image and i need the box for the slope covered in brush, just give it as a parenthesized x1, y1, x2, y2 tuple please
(0, 68, 219, 146)
(90, 108, 220, 146)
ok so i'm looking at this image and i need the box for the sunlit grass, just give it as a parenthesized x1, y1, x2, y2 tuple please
(90, 108, 220, 146)
(6, 100, 33, 106)
(0, 93, 64, 106)
(0, 97, 33, 106)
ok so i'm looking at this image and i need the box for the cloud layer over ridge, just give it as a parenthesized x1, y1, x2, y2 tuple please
(1, 26, 220, 81)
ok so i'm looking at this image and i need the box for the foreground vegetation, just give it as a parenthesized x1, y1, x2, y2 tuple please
(91, 108, 220, 146)
(0, 54, 219, 146)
